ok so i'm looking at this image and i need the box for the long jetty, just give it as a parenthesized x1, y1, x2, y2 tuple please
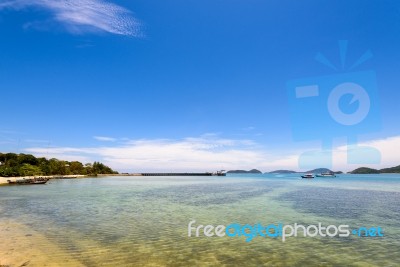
(141, 172, 216, 176)
(99, 171, 226, 177)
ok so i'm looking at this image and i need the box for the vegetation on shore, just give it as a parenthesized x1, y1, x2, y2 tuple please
(349, 165, 400, 174)
(349, 167, 380, 174)
(0, 152, 118, 177)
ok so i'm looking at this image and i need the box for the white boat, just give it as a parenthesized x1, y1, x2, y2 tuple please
(316, 172, 336, 177)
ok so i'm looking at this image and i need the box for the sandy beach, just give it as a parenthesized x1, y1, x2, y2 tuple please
(0, 175, 87, 185)
(0, 220, 84, 267)
(0, 177, 35, 185)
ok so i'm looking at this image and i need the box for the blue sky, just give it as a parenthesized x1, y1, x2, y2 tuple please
(1, 0, 400, 172)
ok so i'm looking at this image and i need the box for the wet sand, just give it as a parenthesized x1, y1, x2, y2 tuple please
(0, 220, 84, 267)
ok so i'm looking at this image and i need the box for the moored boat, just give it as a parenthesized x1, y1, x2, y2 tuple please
(213, 170, 226, 176)
(301, 173, 315, 179)
(316, 172, 336, 177)
(7, 177, 49, 185)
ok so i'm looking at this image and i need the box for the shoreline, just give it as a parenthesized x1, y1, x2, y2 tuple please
(0, 175, 87, 185)
(2, 172, 399, 185)
(0, 219, 84, 266)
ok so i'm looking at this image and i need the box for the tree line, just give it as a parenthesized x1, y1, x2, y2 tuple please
(349, 165, 400, 174)
(0, 152, 118, 177)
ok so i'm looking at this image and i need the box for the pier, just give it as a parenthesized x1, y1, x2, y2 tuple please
(140, 172, 225, 176)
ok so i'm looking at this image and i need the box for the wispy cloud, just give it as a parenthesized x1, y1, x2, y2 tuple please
(0, 0, 141, 36)
(94, 136, 117, 142)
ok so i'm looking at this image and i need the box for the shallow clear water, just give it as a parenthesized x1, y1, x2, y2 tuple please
(1, 174, 399, 266)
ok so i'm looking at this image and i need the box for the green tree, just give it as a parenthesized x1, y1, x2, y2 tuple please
(48, 158, 67, 175)
(19, 163, 43, 176)
(0, 153, 117, 177)
(0, 152, 5, 164)
(91, 161, 115, 175)
(18, 154, 38, 166)
(69, 161, 84, 175)
(37, 157, 50, 175)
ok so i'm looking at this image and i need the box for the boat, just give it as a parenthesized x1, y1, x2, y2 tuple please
(316, 172, 336, 177)
(7, 177, 49, 185)
(301, 173, 315, 179)
(30, 179, 48, 184)
(213, 170, 226, 176)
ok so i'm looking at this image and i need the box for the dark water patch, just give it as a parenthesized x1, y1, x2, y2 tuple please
(279, 187, 400, 220)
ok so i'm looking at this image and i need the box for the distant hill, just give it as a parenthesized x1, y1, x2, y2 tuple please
(268, 170, 298, 174)
(304, 168, 342, 174)
(306, 168, 332, 173)
(379, 165, 400, 173)
(227, 169, 262, 174)
(350, 165, 400, 174)
(349, 167, 379, 174)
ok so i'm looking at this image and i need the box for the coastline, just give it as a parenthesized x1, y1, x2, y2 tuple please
(0, 219, 84, 267)
(0, 172, 224, 185)
(0, 175, 87, 185)
(2, 172, 399, 185)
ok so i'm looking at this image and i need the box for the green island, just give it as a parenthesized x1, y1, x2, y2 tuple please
(349, 165, 400, 174)
(0, 152, 118, 177)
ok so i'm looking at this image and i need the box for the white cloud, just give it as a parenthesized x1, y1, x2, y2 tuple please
(25, 136, 272, 172)
(333, 135, 400, 170)
(23, 135, 400, 173)
(93, 136, 117, 142)
(0, 0, 141, 36)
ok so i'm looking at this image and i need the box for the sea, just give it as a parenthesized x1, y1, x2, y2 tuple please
(0, 174, 399, 266)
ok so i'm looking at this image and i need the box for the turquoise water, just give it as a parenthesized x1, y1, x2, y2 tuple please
(1, 174, 400, 266)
